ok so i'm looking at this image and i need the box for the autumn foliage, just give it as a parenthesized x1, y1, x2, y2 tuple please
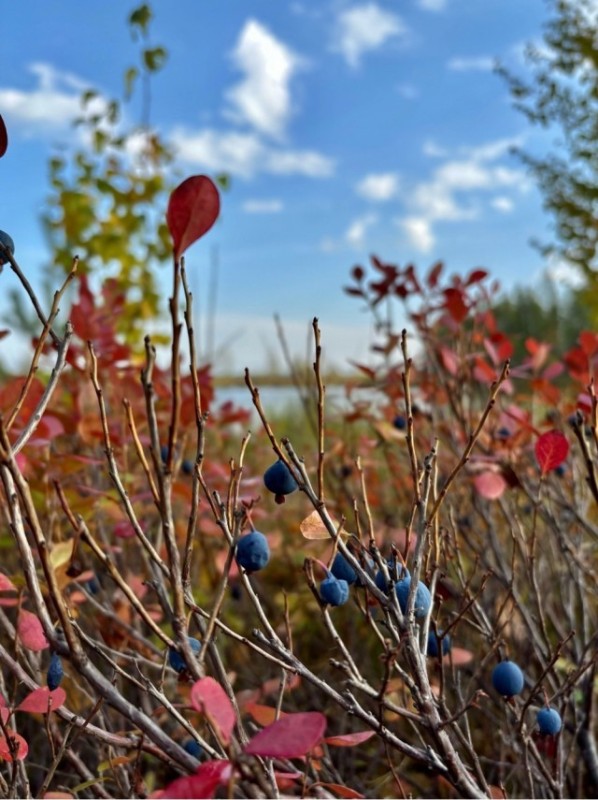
(0, 167, 595, 799)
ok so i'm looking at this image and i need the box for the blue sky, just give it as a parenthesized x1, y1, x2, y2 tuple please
(0, 0, 570, 373)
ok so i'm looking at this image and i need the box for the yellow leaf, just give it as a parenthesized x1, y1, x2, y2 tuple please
(300, 511, 346, 541)
(49, 541, 74, 571)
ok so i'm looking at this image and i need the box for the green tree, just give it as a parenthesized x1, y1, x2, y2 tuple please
(500, 0, 598, 317)
(42, 4, 173, 344)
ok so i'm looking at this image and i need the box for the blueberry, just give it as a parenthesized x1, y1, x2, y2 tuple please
(0, 231, 14, 265)
(375, 560, 407, 593)
(85, 575, 101, 595)
(168, 636, 202, 673)
(331, 553, 357, 585)
(427, 630, 451, 658)
(160, 445, 169, 463)
(555, 463, 566, 477)
(497, 427, 511, 440)
(264, 461, 298, 504)
(182, 459, 194, 475)
(236, 531, 270, 572)
(47, 653, 64, 690)
(183, 738, 203, 758)
(492, 660, 524, 697)
(354, 555, 376, 587)
(395, 576, 431, 620)
(537, 706, 562, 736)
(393, 415, 406, 430)
(320, 575, 349, 606)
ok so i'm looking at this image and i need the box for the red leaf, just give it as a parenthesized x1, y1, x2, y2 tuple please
(426, 260, 443, 289)
(439, 346, 459, 376)
(535, 430, 569, 475)
(245, 703, 288, 727)
(465, 268, 488, 286)
(17, 610, 49, 651)
(0, 732, 28, 761)
(325, 730, 375, 747)
(443, 288, 468, 323)
(161, 760, 232, 800)
(0, 114, 7, 158)
(16, 687, 66, 713)
(190, 677, 235, 745)
(167, 175, 220, 261)
(473, 471, 507, 500)
(0, 574, 16, 593)
(448, 647, 474, 666)
(244, 712, 326, 759)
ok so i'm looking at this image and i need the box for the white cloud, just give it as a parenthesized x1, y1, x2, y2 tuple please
(346, 214, 377, 248)
(422, 139, 448, 158)
(396, 136, 527, 253)
(0, 62, 106, 131)
(332, 4, 407, 68)
(171, 127, 335, 179)
(356, 172, 400, 202)
(225, 19, 302, 140)
(400, 217, 434, 253)
(242, 199, 284, 214)
(491, 196, 514, 213)
(447, 56, 495, 72)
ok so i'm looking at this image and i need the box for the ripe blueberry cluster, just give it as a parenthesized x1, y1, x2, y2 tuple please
(263, 460, 298, 504)
(374, 563, 431, 620)
(236, 531, 270, 573)
(168, 636, 202, 673)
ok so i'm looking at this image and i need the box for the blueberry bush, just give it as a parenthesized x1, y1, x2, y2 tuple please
(0, 114, 596, 799)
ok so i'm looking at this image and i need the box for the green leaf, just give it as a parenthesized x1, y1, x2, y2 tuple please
(142, 46, 167, 73)
(128, 4, 152, 35)
(123, 66, 138, 100)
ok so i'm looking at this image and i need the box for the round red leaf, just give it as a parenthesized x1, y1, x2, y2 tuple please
(166, 175, 220, 261)
(535, 430, 569, 475)
(190, 677, 235, 745)
(473, 471, 507, 500)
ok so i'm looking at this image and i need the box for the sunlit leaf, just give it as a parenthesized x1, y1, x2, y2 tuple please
(190, 677, 235, 744)
(166, 175, 220, 261)
(325, 730, 375, 747)
(0, 732, 28, 761)
(473, 471, 507, 500)
(160, 760, 232, 800)
(17, 610, 49, 651)
(244, 712, 327, 759)
(535, 430, 569, 474)
(16, 687, 66, 714)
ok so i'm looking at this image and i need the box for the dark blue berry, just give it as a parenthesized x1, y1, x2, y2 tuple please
(537, 707, 562, 736)
(183, 738, 203, 758)
(160, 445, 169, 463)
(426, 630, 451, 658)
(182, 459, 194, 475)
(47, 653, 64, 690)
(331, 553, 357, 585)
(375, 560, 407, 592)
(236, 531, 270, 572)
(0, 231, 14, 265)
(85, 575, 101, 594)
(497, 427, 511, 439)
(393, 415, 406, 430)
(320, 576, 349, 606)
(492, 660, 524, 697)
(168, 636, 202, 673)
(396, 576, 431, 619)
(264, 461, 298, 503)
